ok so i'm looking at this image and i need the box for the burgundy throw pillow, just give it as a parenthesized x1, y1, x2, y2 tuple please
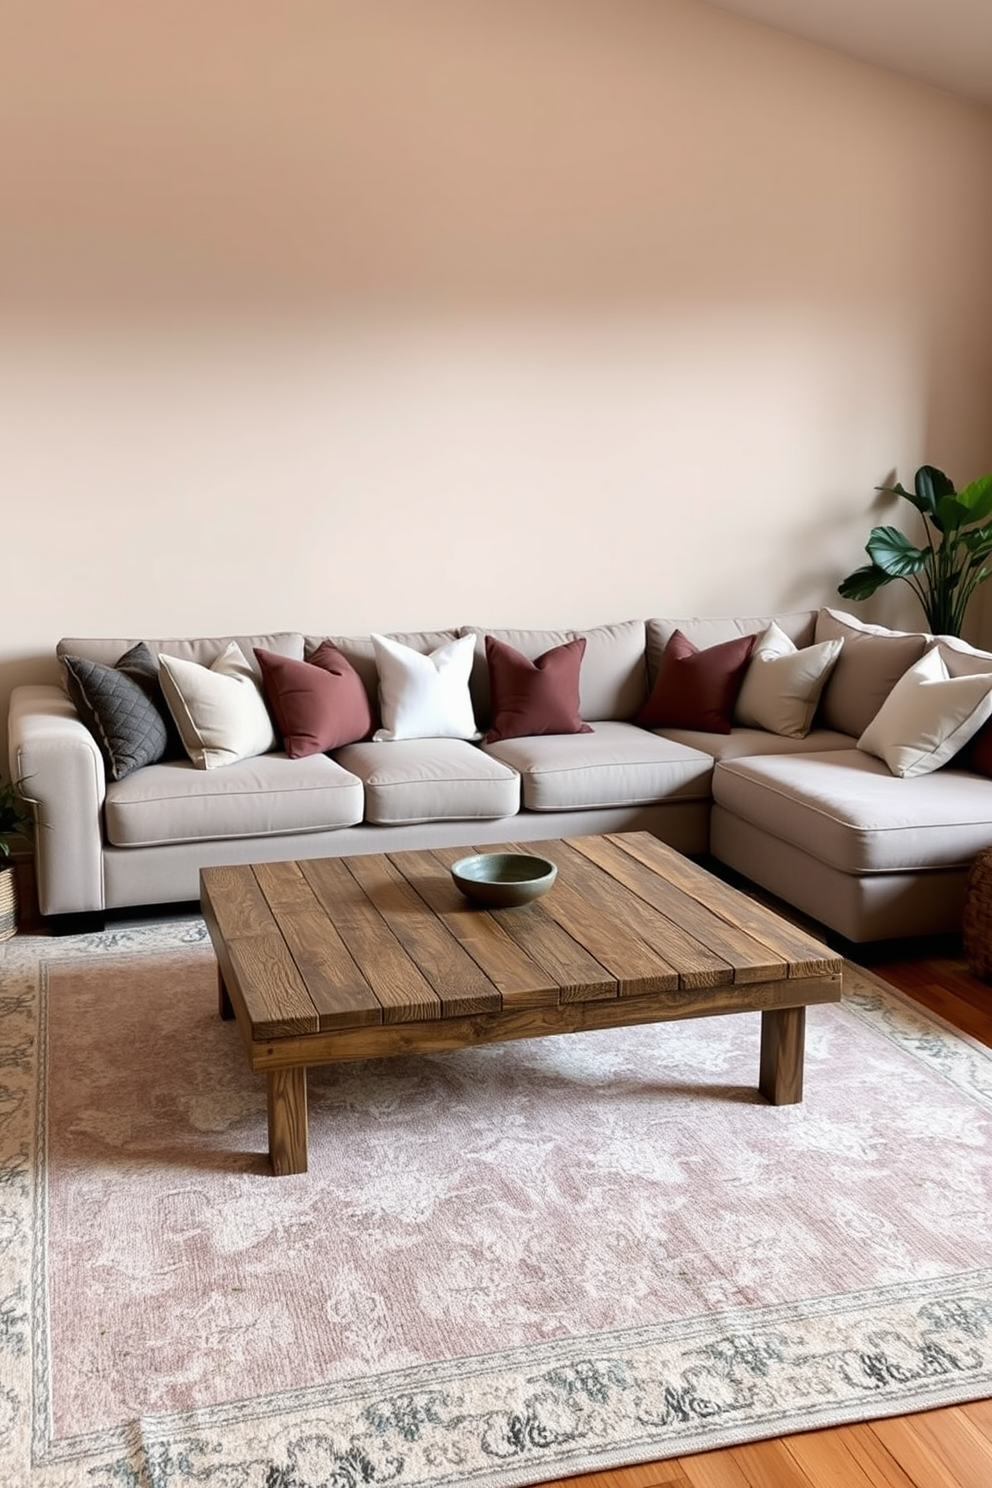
(636, 629, 756, 734)
(959, 718, 992, 776)
(484, 635, 593, 744)
(254, 643, 373, 758)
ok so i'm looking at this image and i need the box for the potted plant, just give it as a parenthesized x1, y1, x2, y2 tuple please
(838, 464, 992, 637)
(0, 775, 34, 941)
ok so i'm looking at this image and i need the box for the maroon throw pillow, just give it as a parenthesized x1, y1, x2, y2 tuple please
(959, 718, 992, 776)
(636, 629, 756, 734)
(484, 634, 593, 744)
(254, 643, 373, 758)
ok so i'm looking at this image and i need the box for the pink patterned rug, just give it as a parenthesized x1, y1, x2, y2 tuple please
(3, 918, 992, 1487)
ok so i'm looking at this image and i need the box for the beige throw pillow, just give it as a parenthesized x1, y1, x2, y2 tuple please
(857, 647, 992, 778)
(734, 622, 843, 737)
(158, 642, 277, 769)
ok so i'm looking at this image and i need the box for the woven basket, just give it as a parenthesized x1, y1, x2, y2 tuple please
(963, 847, 992, 982)
(0, 864, 17, 942)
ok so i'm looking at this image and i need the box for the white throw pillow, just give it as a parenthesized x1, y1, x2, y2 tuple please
(857, 646, 992, 778)
(158, 642, 277, 769)
(372, 632, 480, 742)
(735, 622, 843, 738)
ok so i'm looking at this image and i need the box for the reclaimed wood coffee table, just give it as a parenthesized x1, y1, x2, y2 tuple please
(200, 831, 842, 1175)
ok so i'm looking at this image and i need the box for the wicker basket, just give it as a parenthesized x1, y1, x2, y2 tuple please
(963, 847, 992, 981)
(0, 864, 16, 942)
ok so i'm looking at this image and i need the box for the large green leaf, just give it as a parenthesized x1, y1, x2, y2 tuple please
(837, 563, 894, 601)
(901, 465, 956, 528)
(939, 473, 992, 528)
(865, 525, 928, 577)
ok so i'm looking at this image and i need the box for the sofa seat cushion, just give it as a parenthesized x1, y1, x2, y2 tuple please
(713, 749, 992, 875)
(482, 720, 713, 812)
(105, 753, 364, 848)
(653, 726, 856, 762)
(334, 738, 520, 826)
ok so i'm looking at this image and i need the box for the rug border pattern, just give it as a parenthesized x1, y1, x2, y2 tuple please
(1, 923, 991, 1488)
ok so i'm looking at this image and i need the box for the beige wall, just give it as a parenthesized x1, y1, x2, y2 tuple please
(3, 0, 992, 762)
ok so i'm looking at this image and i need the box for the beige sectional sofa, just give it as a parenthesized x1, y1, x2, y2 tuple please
(9, 608, 992, 942)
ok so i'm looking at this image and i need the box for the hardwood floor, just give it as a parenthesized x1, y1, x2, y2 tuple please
(535, 943, 992, 1488)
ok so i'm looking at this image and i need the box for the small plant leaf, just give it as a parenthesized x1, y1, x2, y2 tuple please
(914, 464, 956, 515)
(837, 563, 893, 601)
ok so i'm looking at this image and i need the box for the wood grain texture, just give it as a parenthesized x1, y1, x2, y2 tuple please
(202, 834, 841, 1174)
(601, 834, 840, 980)
(564, 834, 769, 987)
(389, 848, 560, 1008)
(758, 1006, 805, 1105)
(301, 856, 442, 1023)
(348, 851, 503, 1017)
(267, 1066, 308, 1176)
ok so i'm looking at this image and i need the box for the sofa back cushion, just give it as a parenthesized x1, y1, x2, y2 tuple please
(646, 613, 817, 688)
(463, 619, 646, 725)
(58, 632, 305, 688)
(813, 609, 928, 737)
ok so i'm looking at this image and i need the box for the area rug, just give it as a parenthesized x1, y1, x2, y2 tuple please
(2, 921, 992, 1488)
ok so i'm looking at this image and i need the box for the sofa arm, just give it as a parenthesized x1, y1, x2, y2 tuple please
(8, 684, 107, 916)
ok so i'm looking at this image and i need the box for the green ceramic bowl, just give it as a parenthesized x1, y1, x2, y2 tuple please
(450, 852, 557, 908)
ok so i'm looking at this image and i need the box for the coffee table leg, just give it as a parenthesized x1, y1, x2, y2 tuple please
(267, 1067, 309, 1175)
(758, 1006, 805, 1105)
(218, 969, 234, 1020)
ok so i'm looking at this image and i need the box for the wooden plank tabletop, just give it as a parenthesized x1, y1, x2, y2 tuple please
(200, 831, 841, 1043)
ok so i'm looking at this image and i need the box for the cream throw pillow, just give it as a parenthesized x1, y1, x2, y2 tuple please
(158, 642, 277, 769)
(857, 646, 992, 778)
(734, 622, 843, 738)
(372, 632, 480, 742)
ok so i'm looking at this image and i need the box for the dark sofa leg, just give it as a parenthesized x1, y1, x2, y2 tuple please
(44, 911, 107, 937)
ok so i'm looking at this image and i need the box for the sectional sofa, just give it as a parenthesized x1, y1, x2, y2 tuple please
(9, 607, 992, 942)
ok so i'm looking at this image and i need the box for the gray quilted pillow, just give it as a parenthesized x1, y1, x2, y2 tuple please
(63, 642, 176, 780)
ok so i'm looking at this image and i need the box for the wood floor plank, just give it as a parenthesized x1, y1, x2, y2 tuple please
(823, 1422, 920, 1487)
(783, 1426, 902, 1487)
(539, 1464, 692, 1488)
(675, 1446, 752, 1486)
(871, 1408, 992, 1488)
(718, 1437, 816, 1487)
